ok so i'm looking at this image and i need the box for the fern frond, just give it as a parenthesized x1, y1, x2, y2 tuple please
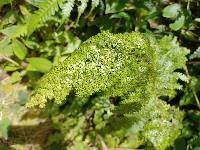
(190, 47, 200, 59)
(76, 0, 89, 24)
(87, 0, 100, 17)
(27, 31, 188, 149)
(91, 0, 99, 8)
(146, 34, 190, 98)
(0, 25, 27, 38)
(133, 99, 183, 149)
(25, 0, 64, 35)
(25, 0, 100, 34)
(77, 0, 88, 16)
(27, 31, 155, 107)
(61, 0, 75, 18)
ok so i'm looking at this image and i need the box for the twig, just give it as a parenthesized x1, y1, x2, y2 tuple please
(188, 61, 200, 64)
(192, 90, 200, 110)
(97, 134, 108, 150)
(1, 55, 20, 66)
(184, 65, 189, 76)
(184, 65, 200, 109)
(187, 0, 190, 10)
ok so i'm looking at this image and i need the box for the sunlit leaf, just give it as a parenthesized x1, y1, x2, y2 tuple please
(163, 3, 181, 19)
(11, 71, 22, 83)
(12, 39, 27, 60)
(169, 15, 185, 31)
(0, 39, 13, 56)
(0, 25, 27, 38)
(4, 65, 20, 71)
(27, 57, 52, 73)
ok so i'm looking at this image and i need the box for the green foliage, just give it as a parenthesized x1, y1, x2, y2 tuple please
(162, 3, 186, 31)
(26, 57, 53, 73)
(0, 0, 12, 8)
(0, 25, 27, 38)
(25, 0, 63, 35)
(26, 31, 188, 149)
(190, 47, 200, 59)
(12, 39, 27, 60)
(46, 95, 182, 150)
(0, 0, 199, 149)
(162, 4, 181, 19)
(62, 0, 75, 18)
(155, 35, 189, 98)
(173, 110, 200, 150)
(27, 31, 156, 107)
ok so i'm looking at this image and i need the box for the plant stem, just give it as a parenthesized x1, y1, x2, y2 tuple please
(192, 90, 200, 109)
(184, 65, 200, 109)
(1, 55, 20, 66)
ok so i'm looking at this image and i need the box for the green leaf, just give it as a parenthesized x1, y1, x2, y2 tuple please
(11, 71, 22, 83)
(190, 47, 200, 59)
(19, 5, 31, 18)
(110, 12, 131, 20)
(24, 40, 40, 49)
(162, 3, 181, 19)
(0, 0, 12, 8)
(0, 38, 13, 56)
(27, 57, 52, 73)
(180, 92, 193, 106)
(169, 15, 185, 31)
(0, 118, 10, 139)
(12, 39, 27, 60)
(105, 0, 127, 14)
(4, 65, 20, 71)
(25, 0, 63, 35)
(63, 37, 81, 54)
(194, 18, 200, 22)
(0, 25, 27, 38)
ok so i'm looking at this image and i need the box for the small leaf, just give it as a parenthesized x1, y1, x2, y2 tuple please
(19, 5, 31, 18)
(105, 0, 127, 14)
(194, 18, 200, 22)
(169, 15, 185, 31)
(0, 39, 13, 56)
(4, 65, 20, 71)
(180, 92, 193, 106)
(162, 3, 181, 19)
(11, 71, 22, 83)
(110, 12, 131, 20)
(27, 57, 52, 73)
(0, 25, 27, 38)
(24, 40, 40, 49)
(64, 37, 81, 54)
(12, 39, 27, 60)
(190, 47, 200, 59)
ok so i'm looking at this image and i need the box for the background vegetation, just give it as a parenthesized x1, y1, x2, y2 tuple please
(0, 0, 199, 149)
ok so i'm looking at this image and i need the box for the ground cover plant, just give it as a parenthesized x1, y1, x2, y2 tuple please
(0, 0, 199, 150)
